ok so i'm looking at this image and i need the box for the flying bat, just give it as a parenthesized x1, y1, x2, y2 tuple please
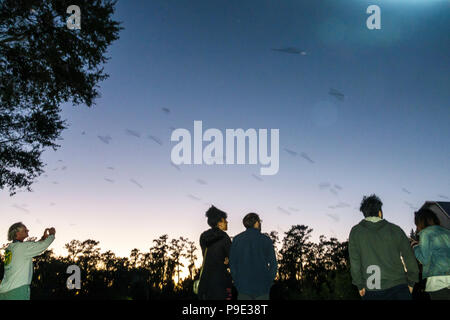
(300, 152, 315, 164)
(130, 179, 143, 189)
(329, 88, 345, 101)
(284, 148, 298, 157)
(98, 135, 112, 144)
(251, 174, 263, 182)
(148, 135, 163, 146)
(187, 194, 201, 201)
(402, 188, 411, 195)
(326, 213, 340, 223)
(319, 182, 330, 190)
(277, 206, 291, 216)
(12, 204, 29, 214)
(272, 47, 307, 55)
(125, 129, 141, 138)
(329, 202, 350, 209)
(404, 201, 418, 210)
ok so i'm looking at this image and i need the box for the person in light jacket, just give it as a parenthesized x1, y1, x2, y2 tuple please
(0, 222, 55, 300)
(412, 209, 450, 300)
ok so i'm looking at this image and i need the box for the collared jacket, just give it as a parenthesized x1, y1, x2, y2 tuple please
(229, 228, 277, 296)
(414, 225, 450, 278)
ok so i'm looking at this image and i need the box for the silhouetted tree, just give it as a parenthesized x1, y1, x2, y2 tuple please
(0, 228, 400, 300)
(279, 225, 313, 284)
(0, 0, 122, 195)
(185, 240, 197, 281)
(170, 237, 186, 285)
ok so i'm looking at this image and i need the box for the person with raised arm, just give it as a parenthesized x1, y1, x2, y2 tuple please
(0, 222, 55, 300)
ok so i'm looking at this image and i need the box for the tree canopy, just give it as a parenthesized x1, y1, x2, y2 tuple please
(0, 0, 123, 195)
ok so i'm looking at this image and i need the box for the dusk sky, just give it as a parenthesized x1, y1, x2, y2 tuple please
(1, 0, 449, 268)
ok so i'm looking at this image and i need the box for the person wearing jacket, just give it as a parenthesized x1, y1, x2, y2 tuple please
(198, 206, 232, 300)
(412, 209, 450, 300)
(229, 213, 277, 300)
(349, 194, 419, 300)
(0, 222, 55, 300)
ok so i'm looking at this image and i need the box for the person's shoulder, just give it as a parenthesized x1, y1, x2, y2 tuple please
(232, 230, 246, 241)
(384, 220, 408, 238)
(219, 229, 231, 241)
(422, 225, 443, 236)
(260, 232, 272, 242)
(261, 233, 274, 247)
(199, 229, 210, 244)
(385, 220, 403, 232)
(349, 222, 363, 235)
(438, 225, 450, 234)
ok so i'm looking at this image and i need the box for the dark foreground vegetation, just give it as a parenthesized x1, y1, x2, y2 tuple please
(0, 224, 427, 300)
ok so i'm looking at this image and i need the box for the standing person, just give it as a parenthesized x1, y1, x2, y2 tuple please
(229, 213, 277, 300)
(197, 206, 232, 300)
(348, 194, 419, 300)
(0, 223, 55, 300)
(412, 209, 450, 300)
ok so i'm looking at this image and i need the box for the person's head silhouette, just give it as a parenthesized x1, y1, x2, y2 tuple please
(243, 213, 261, 231)
(205, 205, 228, 231)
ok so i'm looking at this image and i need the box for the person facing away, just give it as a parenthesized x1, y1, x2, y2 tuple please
(229, 213, 277, 300)
(198, 206, 232, 300)
(348, 194, 419, 300)
(0, 222, 55, 300)
(411, 209, 450, 300)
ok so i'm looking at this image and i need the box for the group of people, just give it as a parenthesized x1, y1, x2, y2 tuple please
(197, 207, 277, 300)
(0, 193, 449, 300)
(198, 195, 450, 300)
(349, 194, 450, 300)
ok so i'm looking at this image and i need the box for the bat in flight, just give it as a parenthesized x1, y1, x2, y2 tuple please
(329, 88, 345, 101)
(271, 47, 307, 55)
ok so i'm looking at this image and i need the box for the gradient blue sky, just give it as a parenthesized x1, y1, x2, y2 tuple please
(2, 0, 449, 262)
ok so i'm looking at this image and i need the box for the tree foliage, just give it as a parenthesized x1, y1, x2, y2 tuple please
(0, 0, 123, 195)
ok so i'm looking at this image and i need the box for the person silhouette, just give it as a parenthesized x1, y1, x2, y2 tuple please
(197, 206, 232, 300)
(229, 213, 277, 300)
(349, 195, 419, 300)
(412, 209, 450, 300)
